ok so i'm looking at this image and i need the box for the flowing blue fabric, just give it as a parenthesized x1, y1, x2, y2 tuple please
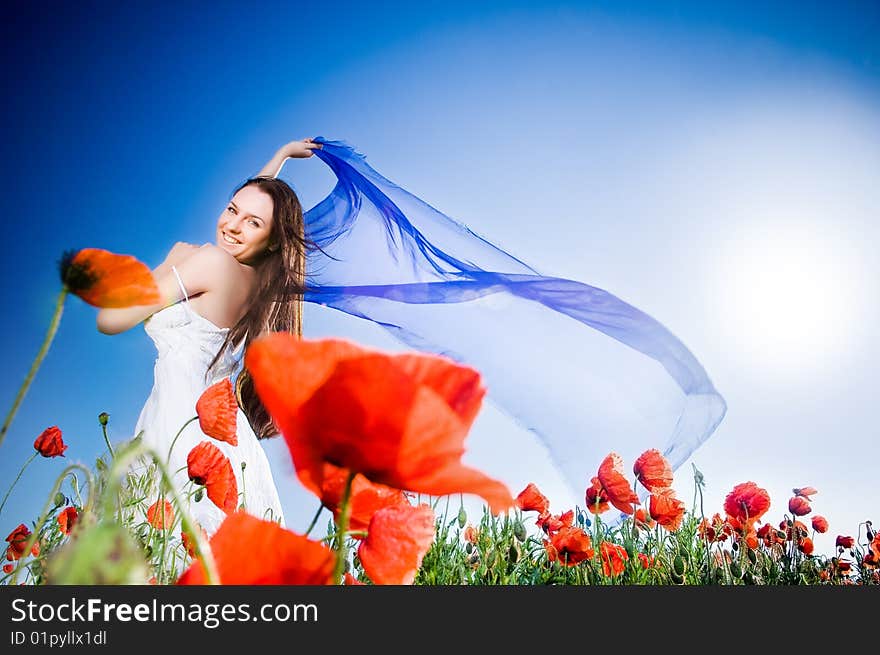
(301, 137, 726, 504)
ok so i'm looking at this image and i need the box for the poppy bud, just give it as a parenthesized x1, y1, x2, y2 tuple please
(95, 457, 106, 472)
(747, 548, 757, 565)
(673, 555, 686, 576)
(193, 488, 204, 502)
(98, 412, 109, 426)
(732, 541, 739, 551)
(730, 562, 743, 578)
(53, 492, 65, 507)
(743, 571, 755, 585)
(508, 544, 520, 563)
(457, 506, 467, 529)
(465, 542, 473, 554)
(513, 521, 527, 542)
(241, 461, 247, 471)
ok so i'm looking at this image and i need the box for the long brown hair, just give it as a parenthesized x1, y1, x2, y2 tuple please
(208, 176, 312, 439)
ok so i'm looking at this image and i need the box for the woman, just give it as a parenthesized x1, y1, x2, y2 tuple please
(96, 138, 321, 536)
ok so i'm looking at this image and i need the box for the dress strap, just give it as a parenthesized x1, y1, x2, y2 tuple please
(170, 265, 190, 305)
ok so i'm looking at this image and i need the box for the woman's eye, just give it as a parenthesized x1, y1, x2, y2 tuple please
(249, 220, 259, 227)
(227, 206, 236, 214)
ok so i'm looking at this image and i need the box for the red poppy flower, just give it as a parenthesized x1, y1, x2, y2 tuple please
(638, 553, 658, 569)
(698, 513, 731, 543)
(181, 526, 209, 559)
(633, 449, 673, 493)
(792, 486, 818, 500)
(463, 525, 479, 544)
(649, 488, 685, 532)
(599, 541, 629, 577)
(319, 464, 409, 537)
(186, 441, 238, 514)
(597, 453, 639, 515)
(516, 483, 550, 515)
(798, 537, 814, 555)
(34, 426, 67, 458)
(811, 515, 828, 534)
(177, 512, 335, 585)
(146, 499, 175, 530)
(835, 535, 855, 550)
(60, 248, 161, 308)
(788, 496, 811, 517)
(836, 559, 852, 574)
(196, 378, 238, 446)
(56, 507, 78, 536)
(536, 509, 574, 535)
(585, 477, 610, 515)
(633, 508, 656, 531)
(723, 481, 771, 524)
(245, 335, 514, 513)
(4, 524, 39, 559)
(2, 564, 13, 574)
(871, 533, 880, 560)
(548, 526, 594, 566)
(357, 503, 435, 585)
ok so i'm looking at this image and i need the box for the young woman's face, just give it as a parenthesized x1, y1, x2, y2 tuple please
(216, 185, 275, 265)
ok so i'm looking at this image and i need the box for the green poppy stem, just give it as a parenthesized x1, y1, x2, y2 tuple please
(332, 471, 356, 585)
(304, 502, 324, 537)
(0, 451, 39, 518)
(0, 288, 68, 450)
(9, 462, 94, 585)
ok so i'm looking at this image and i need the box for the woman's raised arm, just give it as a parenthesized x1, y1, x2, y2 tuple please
(256, 137, 322, 178)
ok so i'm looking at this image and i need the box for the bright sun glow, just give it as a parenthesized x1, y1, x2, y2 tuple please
(712, 221, 866, 374)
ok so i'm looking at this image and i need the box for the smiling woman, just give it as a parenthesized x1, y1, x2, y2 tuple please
(94, 138, 322, 538)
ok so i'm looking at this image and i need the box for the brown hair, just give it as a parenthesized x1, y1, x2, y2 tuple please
(208, 176, 312, 439)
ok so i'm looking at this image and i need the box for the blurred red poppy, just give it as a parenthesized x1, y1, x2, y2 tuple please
(177, 512, 335, 585)
(798, 537, 814, 555)
(835, 535, 855, 550)
(811, 515, 828, 534)
(633, 449, 673, 493)
(186, 441, 238, 514)
(597, 453, 639, 515)
(2, 564, 12, 574)
(146, 499, 175, 530)
(463, 525, 479, 544)
(4, 524, 39, 560)
(319, 464, 409, 537)
(357, 503, 435, 585)
(585, 477, 610, 515)
(60, 248, 161, 308)
(599, 541, 629, 577)
(723, 481, 770, 523)
(344, 572, 365, 585)
(196, 378, 238, 446)
(245, 335, 513, 513)
(181, 525, 208, 559)
(56, 507, 78, 536)
(516, 483, 550, 515)
(649, 488, 685, 532)
(34, 426, 67, 458)
(788, 496, 811, 517)
(548, 526, 594, 566)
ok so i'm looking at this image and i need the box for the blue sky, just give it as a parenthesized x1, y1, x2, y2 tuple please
(2, 1, 878, 560)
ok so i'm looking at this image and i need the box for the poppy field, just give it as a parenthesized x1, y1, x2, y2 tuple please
(1, 248, 877, 586)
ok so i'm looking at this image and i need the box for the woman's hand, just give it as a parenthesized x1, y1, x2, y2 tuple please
(280, 137, 322, 159)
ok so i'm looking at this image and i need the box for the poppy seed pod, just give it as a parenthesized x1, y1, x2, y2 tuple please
(513, 521, 527, 543)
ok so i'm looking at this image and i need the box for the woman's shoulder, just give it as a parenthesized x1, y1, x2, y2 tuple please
(182, 244, 248, 286)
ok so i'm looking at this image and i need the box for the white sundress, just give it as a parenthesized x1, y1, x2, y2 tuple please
(130, 265, 285, 536)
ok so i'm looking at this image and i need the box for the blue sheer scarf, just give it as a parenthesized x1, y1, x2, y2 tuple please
(301, 137, 726, 504)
